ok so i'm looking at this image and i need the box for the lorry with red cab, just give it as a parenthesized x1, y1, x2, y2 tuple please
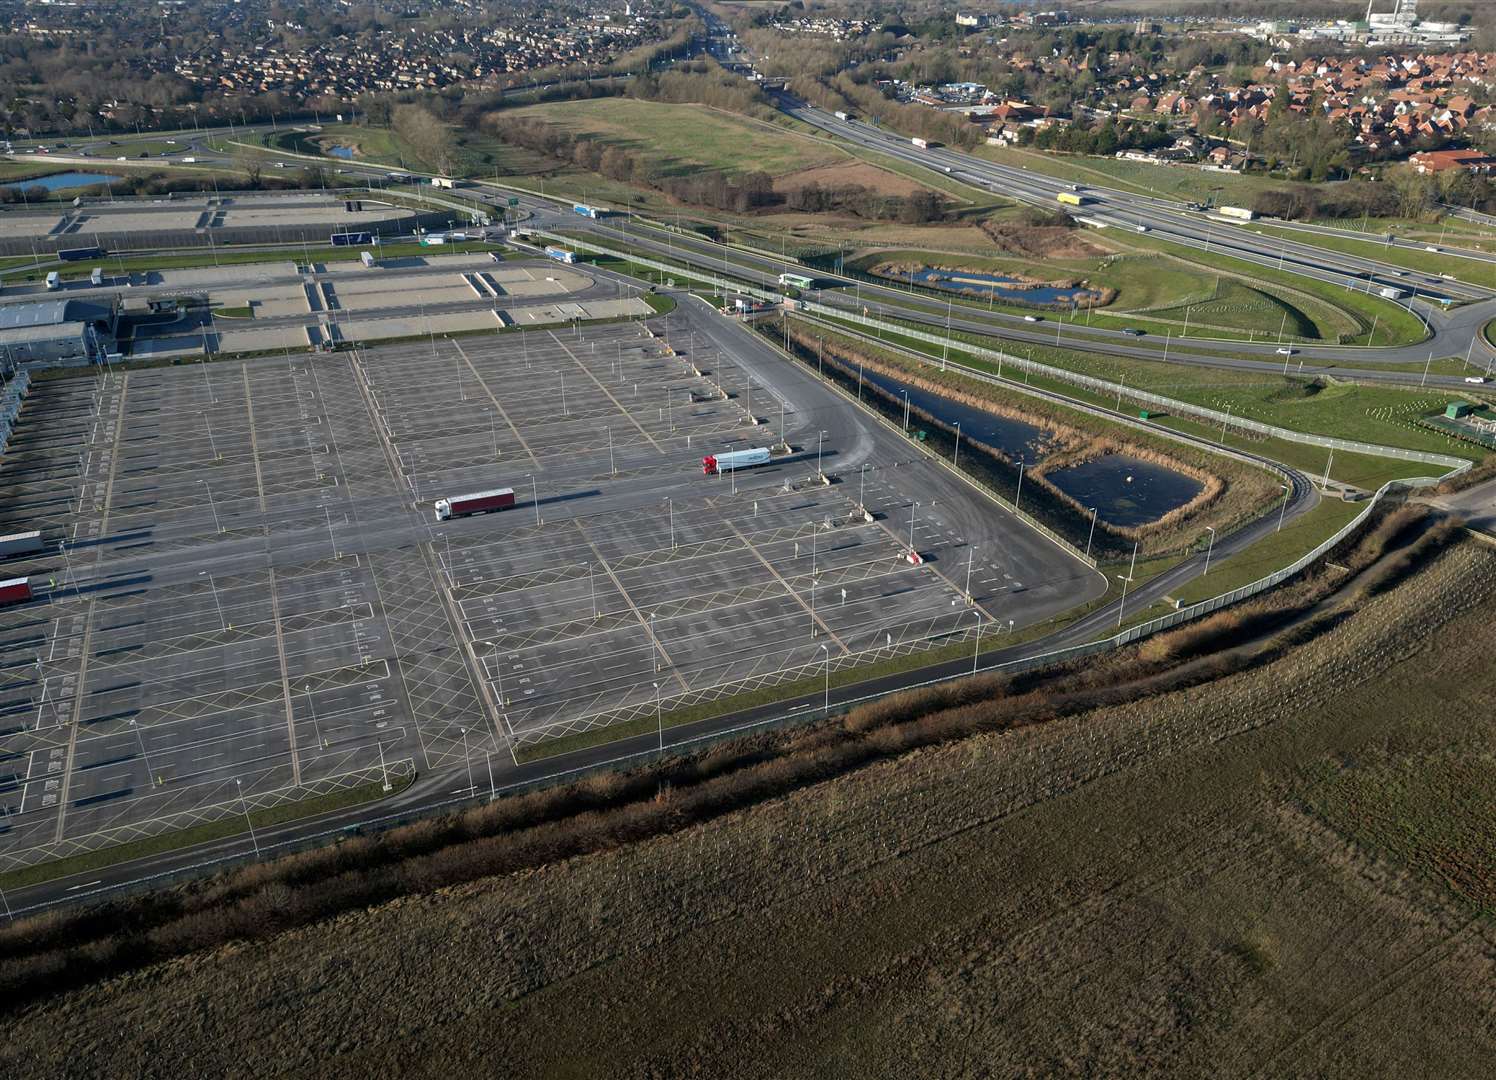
(702, 447, 771, 475)
(0, 577, 33, 606)
(434, 487, 516, 521)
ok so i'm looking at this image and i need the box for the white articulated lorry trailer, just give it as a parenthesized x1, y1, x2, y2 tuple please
(702, 447, 771, 475)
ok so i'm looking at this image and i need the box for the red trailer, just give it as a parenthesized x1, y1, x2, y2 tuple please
(0, 577, 33, 606)
(434, 487, 516, 521)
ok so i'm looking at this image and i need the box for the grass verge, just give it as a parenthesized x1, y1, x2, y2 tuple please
(0, 773, 410, 891)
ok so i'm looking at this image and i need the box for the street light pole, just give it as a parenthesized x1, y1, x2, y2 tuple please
(653, 682, 663, 758)
(953, 421, 961, 469)
(201, 571, 225, 630)
(304, 684, 324, 749)
(530, 473, 540, 527)
(200, 479, 222, 533)
(235, 779, 260, 857)
(1203, 526, 1216, 575)
(1116, 540, 1139, 629)
(1085, 507, 1098, 559)
(821, 643, 830, 714)
(130, 719, 155, 785)
(1277, 483, 1291, 532)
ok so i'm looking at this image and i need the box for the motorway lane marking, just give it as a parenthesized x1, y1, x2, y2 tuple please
(547, 330, 664, 453)
(94, 371, 129, 542)
(240, 364, 268, 512)
(266, 567, 303, 786)
(51, 596, 96, 843)
(724, 520, 847, 654)
(446, 338, 541, 470)
(574, 522, 689, 695)
(868, 505, 997, 623)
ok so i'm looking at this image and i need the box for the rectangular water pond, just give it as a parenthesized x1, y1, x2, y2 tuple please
(1045, 454, 1203, 527)
(2, 171, 121, 192)
(878, 266, 1102, 307)
(861, 366, 1050, 462)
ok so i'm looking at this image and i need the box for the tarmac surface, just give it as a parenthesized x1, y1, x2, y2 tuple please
(0, 299, 1101, 884)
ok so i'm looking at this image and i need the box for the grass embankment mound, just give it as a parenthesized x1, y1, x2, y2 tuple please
(836, 243, 1352, 342)
(1, 510, 1490, 1075)
(775, 320, 1278, 559)
(502, 98, 845, 181)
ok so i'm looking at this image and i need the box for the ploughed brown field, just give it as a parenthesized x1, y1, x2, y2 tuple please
(3, 525, 1495, 1077)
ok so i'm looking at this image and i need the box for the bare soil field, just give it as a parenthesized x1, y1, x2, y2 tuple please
(773, 160, 929, 199)
(2, 519, 1493, 1077)
(980, 219, 1109, 259)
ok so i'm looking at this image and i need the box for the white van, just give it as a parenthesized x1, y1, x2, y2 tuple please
(45, 271, 60, 290)
(1464, 375, 1487, 384)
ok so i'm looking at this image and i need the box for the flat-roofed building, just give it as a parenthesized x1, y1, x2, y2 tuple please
(0, 299, 117, 366)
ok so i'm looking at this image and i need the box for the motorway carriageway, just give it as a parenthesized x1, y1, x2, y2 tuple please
(526, 209, 1494, 391)
(783, 99, 1493, 305)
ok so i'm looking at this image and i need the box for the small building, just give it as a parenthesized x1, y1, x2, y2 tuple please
(0, 299, 118, 367)
(1445, 401, 1473, 419)
(1407, 149, 1496, 175)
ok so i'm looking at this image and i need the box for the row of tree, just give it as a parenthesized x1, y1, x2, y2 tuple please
(789, 73, 987, 151)
(1025, 118, 1174, 156)
(784, 181, 942, 223)
(1250, 166, 1496, 219)
(482, 110, 944, 222)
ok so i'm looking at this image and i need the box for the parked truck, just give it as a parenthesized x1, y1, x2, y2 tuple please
(702, 447, 771, 475)
(1217, 205, 1255, 221)
(434, 488, 516, 521)
(0, 531, 43, 559)
(0, 578, 33, 606)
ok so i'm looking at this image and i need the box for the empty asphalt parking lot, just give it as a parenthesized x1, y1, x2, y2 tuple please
(0, 302, 1101, 873)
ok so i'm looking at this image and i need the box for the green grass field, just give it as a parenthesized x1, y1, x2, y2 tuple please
(1247, 220, 1496, 289)
(0, 160, 73, 182)
(843, 247, 1355, 343)
(978, 143, 1297, 206)
(31, 241, 498, 282)
(504, 98, 845, 179)
(811, 311, 1478, 481)
(1119, 231, 1428, 347)
(1167, 496, 1366, 606)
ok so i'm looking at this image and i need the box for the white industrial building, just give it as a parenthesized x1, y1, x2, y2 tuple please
(0, 299, 118, 367)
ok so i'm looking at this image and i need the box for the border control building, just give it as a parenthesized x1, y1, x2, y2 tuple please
(0, 299, 118, 367)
